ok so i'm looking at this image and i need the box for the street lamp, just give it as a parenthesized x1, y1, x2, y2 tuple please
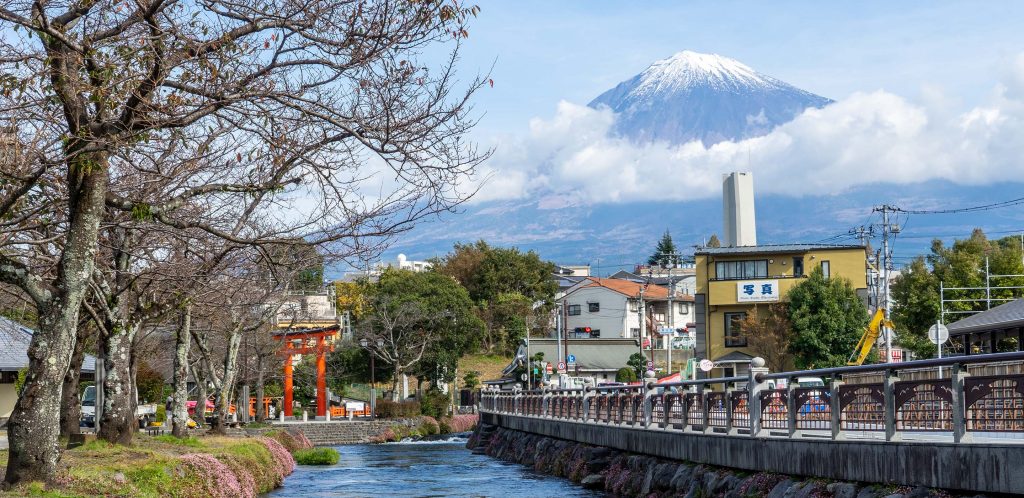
(359, 338, 383, 419)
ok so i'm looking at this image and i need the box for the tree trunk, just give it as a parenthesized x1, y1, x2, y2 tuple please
(98, 323, 139, 445)
(59, 323, 90, 438)
(193, 362, 208, 428)
(254, 355, 266, 423)
(210, 327, 242, 435)
(171, 307, 192, 438)
(5, 156, 108, 485)
(391, 368, 401, 402)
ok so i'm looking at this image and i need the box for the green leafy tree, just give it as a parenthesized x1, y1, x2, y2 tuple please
(626, 352, 647, 379)
(648, 230, 681, 267)
(786, 268, 869, 369)
(890, 229, 1024, 355)
(615, 367, 637, 383)
(435, 241, 557, 354)
(707, 234, 722, 248)
(359, 269, 483, 397)
(891, 257, 941, 359)
(463, 371, 481, 390)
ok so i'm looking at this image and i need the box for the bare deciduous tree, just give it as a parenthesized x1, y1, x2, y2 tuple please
(0, 0, 487, 482)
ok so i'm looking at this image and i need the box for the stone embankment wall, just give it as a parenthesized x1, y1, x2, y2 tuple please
(248, 419, 420, 446)
(467, 424, 983, 498)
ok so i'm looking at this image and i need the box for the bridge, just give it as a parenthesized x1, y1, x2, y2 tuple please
(479, 352, 1024, 495)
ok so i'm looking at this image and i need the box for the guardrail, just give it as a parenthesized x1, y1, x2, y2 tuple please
(480, 351, 1024, 443)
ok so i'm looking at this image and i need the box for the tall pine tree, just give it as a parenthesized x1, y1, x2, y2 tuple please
(648, 230, 680, 267)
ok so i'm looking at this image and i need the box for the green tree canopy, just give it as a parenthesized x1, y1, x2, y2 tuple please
(434, 240, 557, 354)
(786, 268, 869, 369)
(648, 230, 681, 267)
(890, 257, 941, 359)
(626, 352, 648, 379)
(359, 269, 484, 391)
(707, 234, 722, 248)
(891, 229, 1024, 356)
(615, 367, 638, 383)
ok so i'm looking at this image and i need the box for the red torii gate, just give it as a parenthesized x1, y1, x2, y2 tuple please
(273, 326, 339, 418)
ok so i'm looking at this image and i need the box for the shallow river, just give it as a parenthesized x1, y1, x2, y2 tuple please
(268, 436, 602, 497)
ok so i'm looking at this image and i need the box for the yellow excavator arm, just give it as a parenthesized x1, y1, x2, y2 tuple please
(847, 308, 895, 366)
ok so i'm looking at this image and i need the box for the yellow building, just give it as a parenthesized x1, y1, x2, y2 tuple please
(694, 244, 868, 378)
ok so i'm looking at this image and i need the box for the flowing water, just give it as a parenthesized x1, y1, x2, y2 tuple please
(268, 436, 602, 497)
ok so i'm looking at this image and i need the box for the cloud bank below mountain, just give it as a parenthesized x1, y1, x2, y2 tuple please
(470, 53, 1024, 207)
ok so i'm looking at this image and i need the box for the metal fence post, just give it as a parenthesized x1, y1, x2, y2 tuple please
(830, 379, 843, 440)
(725, 386, 735, 435)
(884, 370, 900, 441)
(748, 357, 769, 438)
(701, 386, 712, 434)
(786, 377, 798, 438)
(582, 387, 593, 422)
(643, 382, 655, 428)
(952, 363, 971, 443)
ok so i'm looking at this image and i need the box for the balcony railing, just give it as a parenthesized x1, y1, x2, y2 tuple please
(479, 351, 1024, 443)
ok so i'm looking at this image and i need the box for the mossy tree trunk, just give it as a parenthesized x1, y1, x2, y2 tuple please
(171, 306, 192, 437)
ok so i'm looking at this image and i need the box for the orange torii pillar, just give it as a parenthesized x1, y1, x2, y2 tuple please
(282, 343, 295, 417)
(315, 336, 327, 418)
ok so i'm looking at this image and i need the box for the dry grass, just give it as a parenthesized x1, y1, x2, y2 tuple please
(458, 353, 512, 384)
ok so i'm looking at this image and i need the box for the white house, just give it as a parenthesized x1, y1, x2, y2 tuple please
(560, 278, 694, 348)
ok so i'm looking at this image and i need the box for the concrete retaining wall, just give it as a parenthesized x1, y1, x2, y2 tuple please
(483, 412, 1024, 494)
(264, 418, 419, 446)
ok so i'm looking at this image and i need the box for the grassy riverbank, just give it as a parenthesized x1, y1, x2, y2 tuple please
(0, 434, 296, 498)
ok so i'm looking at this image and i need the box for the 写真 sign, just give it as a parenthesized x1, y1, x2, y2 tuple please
(736, 280, 780, 302)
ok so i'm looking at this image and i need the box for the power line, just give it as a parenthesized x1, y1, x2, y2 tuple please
(893, 196, 1024, 215)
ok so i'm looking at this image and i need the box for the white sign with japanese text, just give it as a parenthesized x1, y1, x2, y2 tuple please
(736, 280, 780, 302)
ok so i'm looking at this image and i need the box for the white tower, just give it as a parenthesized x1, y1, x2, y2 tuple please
(722, 172, 757, 247)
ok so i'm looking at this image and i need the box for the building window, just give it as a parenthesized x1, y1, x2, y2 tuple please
(715, 260, 768, 280)
(568, 304, 581, 316)
(793, 257, 804, 277)
(677, 302, 689, 314)
(629, 300, 638, 312)
(588, 302, 600, 313)
(821, 260, 830, 279)
(629, 327, 640, 338)
(724, 312, 747, 347)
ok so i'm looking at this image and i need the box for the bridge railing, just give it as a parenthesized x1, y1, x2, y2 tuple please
(480, 351, 1024, 443)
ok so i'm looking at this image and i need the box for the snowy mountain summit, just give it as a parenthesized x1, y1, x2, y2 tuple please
(589, 50, 832, 146)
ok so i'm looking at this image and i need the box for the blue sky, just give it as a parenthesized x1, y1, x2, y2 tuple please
(350, 2, 1024, 275)
(456, 1, 1024, 135)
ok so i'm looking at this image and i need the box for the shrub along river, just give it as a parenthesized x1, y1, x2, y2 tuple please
(269, 435, 601, 497)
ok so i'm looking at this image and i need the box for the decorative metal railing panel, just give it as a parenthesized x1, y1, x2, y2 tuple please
(706, 392, 727, 428)
(760, 389, 788, 430)
(838, 384, 884, 431)
(730, 390, 750, 429)
(651, 394, 665, 427)
(685, 392, 704, 428)
(895, 380, 952, 431)
(965, 375, 1024, 432)
(794, 388, 831, 431)
(666, 393, 685, 429)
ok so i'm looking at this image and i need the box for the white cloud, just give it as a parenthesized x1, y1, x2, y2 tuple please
(468, 60, 1024, 206)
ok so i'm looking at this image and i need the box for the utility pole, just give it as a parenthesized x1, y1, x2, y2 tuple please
(873, 205, 900, 362)
(637, 287, 645, 358)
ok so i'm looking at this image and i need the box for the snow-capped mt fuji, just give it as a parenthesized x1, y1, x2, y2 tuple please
(589, 51, 832, 145)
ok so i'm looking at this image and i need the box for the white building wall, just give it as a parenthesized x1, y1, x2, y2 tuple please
(563, 287, 630, 339)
